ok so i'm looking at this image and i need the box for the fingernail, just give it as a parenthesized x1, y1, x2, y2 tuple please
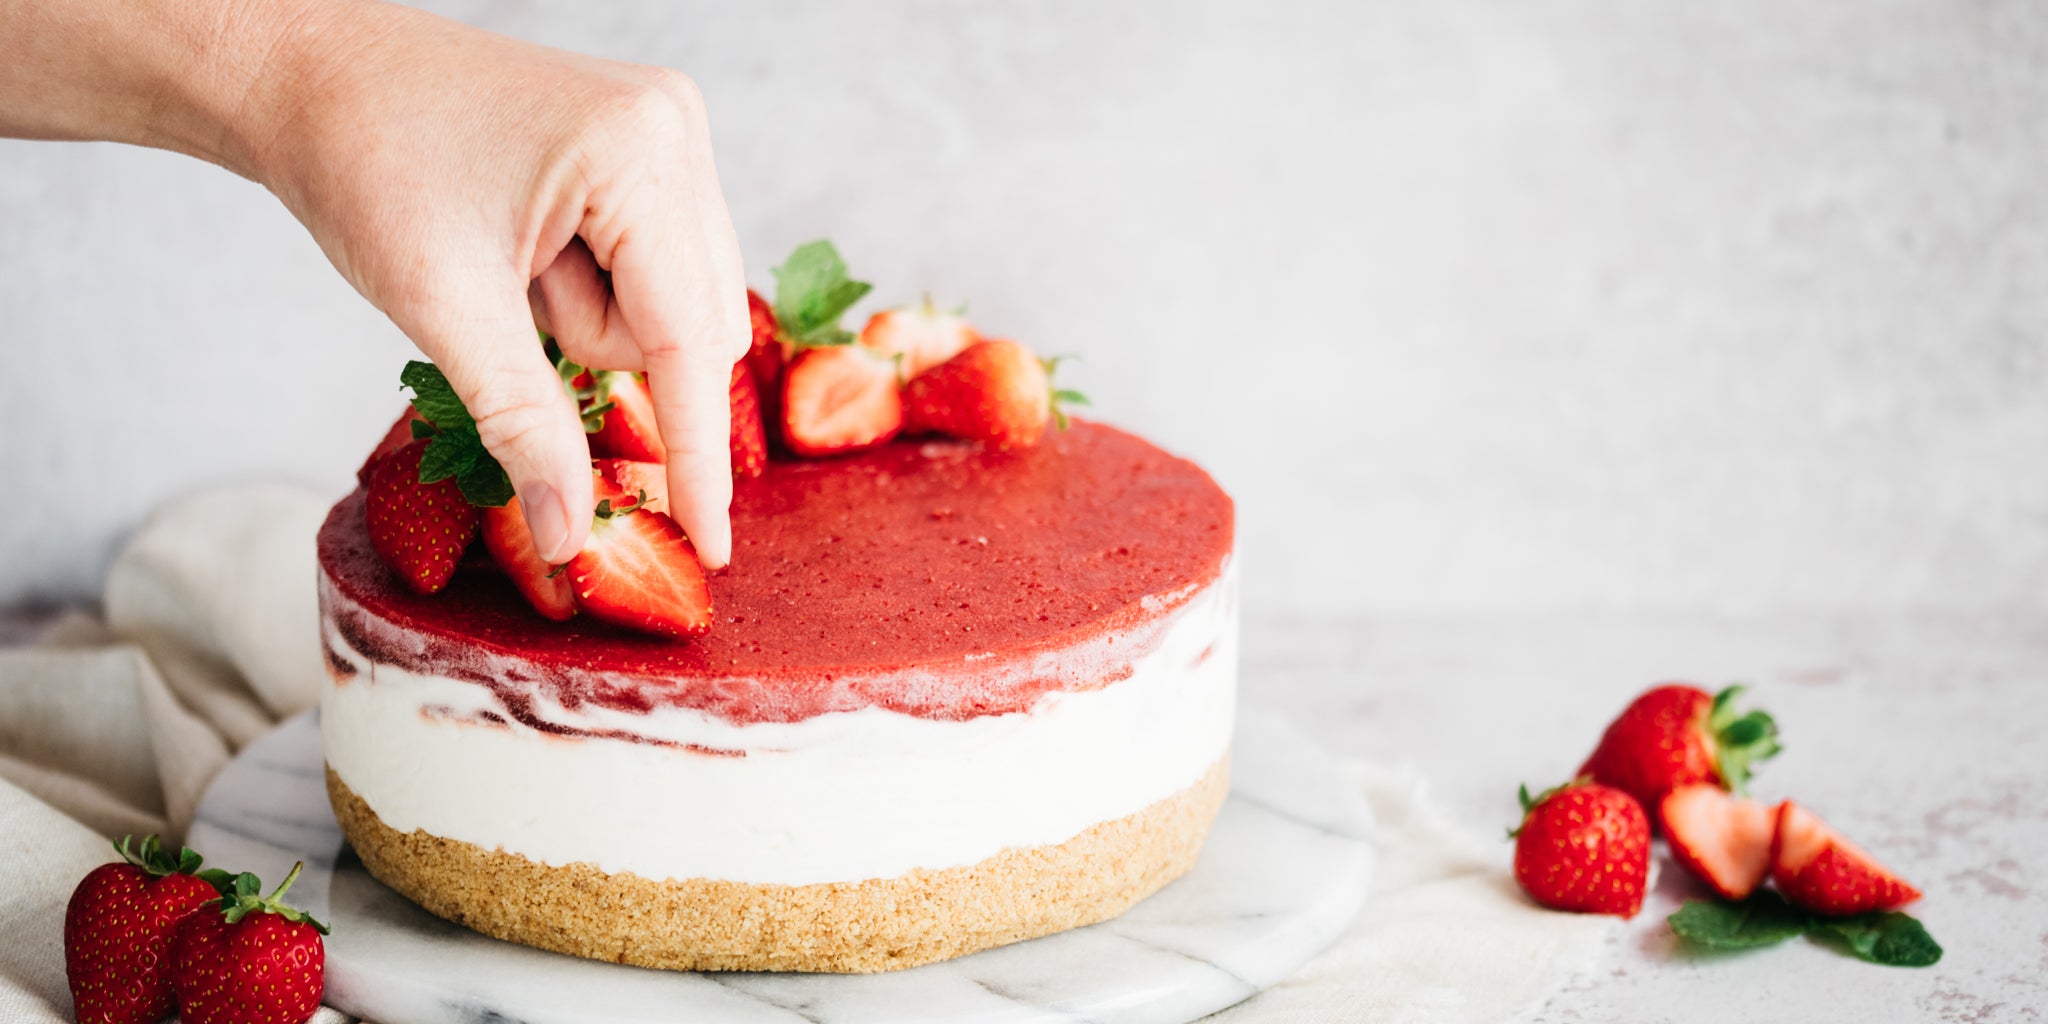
(519, 482, 570, 562)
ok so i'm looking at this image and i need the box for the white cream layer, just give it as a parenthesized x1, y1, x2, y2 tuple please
(321, 565, 1236, 886)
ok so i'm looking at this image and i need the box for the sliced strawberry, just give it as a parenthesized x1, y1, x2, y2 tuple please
(1660, 783, 1775, 900)
(729, 361, 769, 478)
(365, 439, 479, 595)
(580, 370, 667, 463)
(859, 299, 979, 380)
(1771, 800, 1922, 916)
(781, 345, 904, 457)
(902, 338, 1084, 449)
(592, 458, 670, 514)
(356, 407, 425, 487)
(480, 499, 576, 621)
(566, 479, 713, 639)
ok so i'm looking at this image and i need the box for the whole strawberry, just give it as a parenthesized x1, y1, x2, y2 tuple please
(902, 339, 1087, 449)
(66, 835, 230, 1024)
(1511, 781, 1650, 917)
(171, 863, 327, 1024)
(1578, 684, 1780, 826)
(365, 438, 481, 595)
(728, 360, 769, 479)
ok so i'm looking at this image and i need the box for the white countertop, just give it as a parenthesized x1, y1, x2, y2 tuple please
(1242, 612, 2046, 1021)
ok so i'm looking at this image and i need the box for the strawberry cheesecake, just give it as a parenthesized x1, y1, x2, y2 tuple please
(319, 242, 1236, 972)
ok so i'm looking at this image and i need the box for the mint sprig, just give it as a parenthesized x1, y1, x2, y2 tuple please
(399, 361, 513, 508)
(771, 240, 871, 349)
(1669, 892, 1941, 967)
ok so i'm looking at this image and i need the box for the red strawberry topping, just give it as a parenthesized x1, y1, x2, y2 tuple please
(1771, 800, 1923, 916)
(859, 299, 979, 380)
(580, 370, 667, 463)
(364, 439, 480, 595)
(780, 345, 904, 457)
(480, 499, 576, 621)
(1511, 781, 1651, 917)
(566, 476, 713, 640)
(65, 835, 228, 1024)
(729, 360, 769, 478)
(593, 458, 670, 514)
(1660, 783, 1775, 900)
(354, 407, 424, 487)
(902, 339, 1086, 450)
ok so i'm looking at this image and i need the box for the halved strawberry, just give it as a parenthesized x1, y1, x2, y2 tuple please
(480, 499, 576, 621)
(592, 458, 669, 514)
(580, 370, 667, 463)
(781, 345, 903, 456)
(901, 338, 1086, 449)
(566, 478, 713, 640)
(356, 407, 424, 486)
(729, 361, 769, 478)
(1771, 801, 1922, 916)
(859, 299, 979, 380)
(1661, 783, 1775, 900)
(365, 439, 480, 595)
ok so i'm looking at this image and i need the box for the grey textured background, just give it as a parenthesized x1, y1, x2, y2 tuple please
(2, 1, 2043, 616)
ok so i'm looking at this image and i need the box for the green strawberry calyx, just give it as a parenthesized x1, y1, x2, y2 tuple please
(1706, 685, 1782, 796)
(113, 833, 233, 890)
(772, 240, 872, 349)
(208, 861, 330, 935)
(1506, 777, 1591, 839)
(1040, 355, 1091, 431)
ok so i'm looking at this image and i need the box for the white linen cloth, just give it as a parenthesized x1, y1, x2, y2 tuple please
(0, 486, 1609, 1023)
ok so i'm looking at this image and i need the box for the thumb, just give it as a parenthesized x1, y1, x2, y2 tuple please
(412, 294, 594, 564)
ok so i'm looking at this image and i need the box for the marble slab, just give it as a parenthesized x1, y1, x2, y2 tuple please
(188, 710, 1374, 1024)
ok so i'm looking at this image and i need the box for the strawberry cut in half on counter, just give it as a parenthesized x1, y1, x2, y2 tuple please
(902, 339, 1088, 450)
(365, 438, 481, 595)
(729, 360, 769, 478)
(580, 370, 667, 463)
(859, 297, 979, 380)
(169, 863, 327, 1024)
(480, 498, 577, 622)
(1578, 684, 1781, 828)
(781, 344, 904, 457)
(65, 835, 232, 1024)
(1771, 800, 1923, 917)
(1511, 780, 1651, 918)
(1660, 783, 1776, 900)
(566, 479, 713, 640)
(355, 406, 424, 487)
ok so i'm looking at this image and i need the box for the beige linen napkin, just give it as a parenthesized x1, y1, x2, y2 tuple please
(0, 485, 1608, 1023)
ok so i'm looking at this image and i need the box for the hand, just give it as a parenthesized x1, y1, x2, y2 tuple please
(0, 0, 747, 567)
(242, 3, 748, 567)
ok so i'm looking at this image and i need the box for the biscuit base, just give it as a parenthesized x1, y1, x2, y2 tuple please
(326, 754, 1228, 973)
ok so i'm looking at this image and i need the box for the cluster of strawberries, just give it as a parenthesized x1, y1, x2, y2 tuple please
(354, 240, 1081, 640)
(1512, 684, 1931, 956)
(64, 836, 326, 1024)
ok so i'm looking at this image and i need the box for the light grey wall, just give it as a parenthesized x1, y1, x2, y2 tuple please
(2, 1, 2043, 616)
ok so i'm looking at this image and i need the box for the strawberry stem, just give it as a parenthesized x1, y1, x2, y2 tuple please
(213, 861, 331, 935)
(1707, 685, 1782, 795)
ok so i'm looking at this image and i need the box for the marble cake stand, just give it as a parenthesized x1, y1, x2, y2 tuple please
(189, 710, 1374, 1024)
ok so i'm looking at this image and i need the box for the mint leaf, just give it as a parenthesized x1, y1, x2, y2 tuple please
(456, 457, 515, 508)
(397, 361, 511, 507)
(1814, 913, 1943, 967)
(772, 240, 871, 348)
(417, 429, 479, 483)
(1668, 892, 1811, 950)
(400, 361, 471, 431)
